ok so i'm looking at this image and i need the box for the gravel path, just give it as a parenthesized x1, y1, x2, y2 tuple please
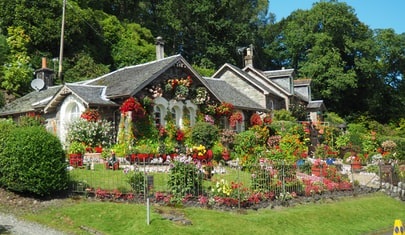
(0, 212, 66, 235)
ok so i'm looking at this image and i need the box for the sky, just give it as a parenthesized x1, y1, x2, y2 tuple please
(269, 0, 405, 34)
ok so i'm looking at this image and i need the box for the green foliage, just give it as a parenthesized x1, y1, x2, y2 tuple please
(0, 126, 68, 196)
(2, 26, 33, 95)
(127, 171, 145, 193)
(167, 160, 203, 201)
(272, 109, 296, 122)
(68, 141, 86, 155)
(111, 23, 155, 68)
(0, 34, 9, 67)
(17, 113, 45, 127)
(0, 91, 4, 108)
(64, 52, 110, 82)
(324, 112, 346, 127)
(0, 118, 16, 150)
(289, 103, 307, 121)
(190, 121, 219, 149)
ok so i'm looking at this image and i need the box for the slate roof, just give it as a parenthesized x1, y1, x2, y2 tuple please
(0, 86, 61, 116)
(307, 100, 326, 111)
(213, 63, 272, 94)
(66, 84, 117, 106)
(204, 77, 266, 111)
(84, 54, 187, 99)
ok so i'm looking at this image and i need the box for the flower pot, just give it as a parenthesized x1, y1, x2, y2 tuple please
(351, 161, 362, 172)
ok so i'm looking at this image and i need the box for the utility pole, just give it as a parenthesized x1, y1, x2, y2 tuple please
(58, 0, 66, 84)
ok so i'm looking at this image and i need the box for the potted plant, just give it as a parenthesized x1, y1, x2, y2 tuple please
(68, 142, 86, 167)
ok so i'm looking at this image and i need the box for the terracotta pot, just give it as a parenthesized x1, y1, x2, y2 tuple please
(351, 161, 362, 171)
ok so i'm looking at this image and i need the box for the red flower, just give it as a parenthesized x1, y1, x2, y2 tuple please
(263, 114, 272, 124)
(250, 113, 263, 126)
(120, 97, 146, 118)
(216, 102, 234, 117)
(176, 129, 185, 141)
(81, 109, 100, 122)
(229, 112, 243, 128)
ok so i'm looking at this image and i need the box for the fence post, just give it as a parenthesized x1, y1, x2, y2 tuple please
(237, 165, 241, 210)
(282, 160, 286, 196)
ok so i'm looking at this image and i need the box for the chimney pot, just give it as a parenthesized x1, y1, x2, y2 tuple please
(42, 57, 47, 69)
(156, 36, 164, 60)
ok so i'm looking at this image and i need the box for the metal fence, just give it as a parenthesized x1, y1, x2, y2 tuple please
(67, 156, 368, 207)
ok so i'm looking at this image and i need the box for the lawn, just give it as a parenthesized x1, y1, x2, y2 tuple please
(23, 192, 402, 235)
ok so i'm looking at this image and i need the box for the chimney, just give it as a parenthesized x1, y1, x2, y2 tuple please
(244, 44, 253, 67)
(155, 36, 164, 60)
(34, 57, 54, 89)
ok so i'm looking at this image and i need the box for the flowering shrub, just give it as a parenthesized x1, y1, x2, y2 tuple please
(216, 102, 234, 117)
(80, 109, 100, 122)
(193, 87, 208, 104)
(212, 179, 232, 197)
(166, 76, 192, 90)
(17, 112, 45, 127)
(193, 144, 207, 157)
(314, 144, 338, 159)
(250, 113, 263, 126)
(263, 114, 272, 125)
(120, 97, 146, 119)
(176, 129, 185, 142)
(67, 119, 114, 148)
(229, 111, 243, 128)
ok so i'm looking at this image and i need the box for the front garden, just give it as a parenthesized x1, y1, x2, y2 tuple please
(0, 93, 404, 209)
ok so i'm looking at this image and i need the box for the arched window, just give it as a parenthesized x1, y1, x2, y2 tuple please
(69, 103, 81, 122)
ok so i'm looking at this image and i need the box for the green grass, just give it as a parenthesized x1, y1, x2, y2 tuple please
(23, 193, 402, 235)
(68, 164, 253, 194)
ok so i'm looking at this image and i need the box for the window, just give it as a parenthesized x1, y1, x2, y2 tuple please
(69, 103, 81, 122)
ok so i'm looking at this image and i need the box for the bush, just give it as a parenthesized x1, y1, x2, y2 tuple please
(191, 121, 219, 149)
(167, 159, 203, 202)
(127, 171, 145, 193)
(66, 118, 115, 148)
(0, 126, 68, 196)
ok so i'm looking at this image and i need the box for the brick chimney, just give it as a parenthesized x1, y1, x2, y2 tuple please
(156, 36, 164, 60)
(244, 44, 253, 67)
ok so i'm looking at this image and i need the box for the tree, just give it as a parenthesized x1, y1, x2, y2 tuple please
(1, 26, 33, 95)
(64, 52, 110, 82)
(111, 23, 155, 68)
(155, 0, 269, 69)
(262, 1, 404, 123)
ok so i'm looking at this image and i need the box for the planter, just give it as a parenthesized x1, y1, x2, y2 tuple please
(137, 153, 150, 163)
(69, 153, 83, 168)
(351, 160, 362, 172)
(311, 165, 327, 177)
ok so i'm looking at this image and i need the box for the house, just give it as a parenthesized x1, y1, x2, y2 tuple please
(0, 39, 325, 144)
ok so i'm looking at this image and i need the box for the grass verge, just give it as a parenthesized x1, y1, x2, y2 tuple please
(22, 192, 400, 235)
